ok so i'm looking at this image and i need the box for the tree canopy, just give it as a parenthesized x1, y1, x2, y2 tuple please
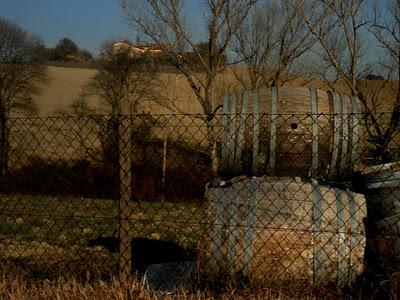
(0, 17, 48, 115)
(46, 37, 93, 62)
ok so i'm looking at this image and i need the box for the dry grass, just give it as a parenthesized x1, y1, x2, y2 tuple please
(0, 273, 320, 300)
(30, 66, 399, 117)
(32, 66, 98, 116)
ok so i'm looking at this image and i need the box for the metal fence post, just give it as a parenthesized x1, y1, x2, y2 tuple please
(118, 110, 132, 281)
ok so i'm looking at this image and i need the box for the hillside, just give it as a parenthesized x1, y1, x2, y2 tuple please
(30, 66, 398, 116)
(32, 66, 98, 116)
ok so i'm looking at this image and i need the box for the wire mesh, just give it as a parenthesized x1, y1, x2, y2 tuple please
(0, 112, 398, 296)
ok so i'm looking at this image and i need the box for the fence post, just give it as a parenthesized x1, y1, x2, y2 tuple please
(118, 106, 132, 281)
(161, 137, 167, 201)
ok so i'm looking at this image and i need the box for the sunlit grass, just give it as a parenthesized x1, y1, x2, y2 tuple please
(0, 272, 318, 300)
(0, 194, 203, 279)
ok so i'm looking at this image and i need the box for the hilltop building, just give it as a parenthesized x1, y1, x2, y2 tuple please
(112, 41, 164, 57)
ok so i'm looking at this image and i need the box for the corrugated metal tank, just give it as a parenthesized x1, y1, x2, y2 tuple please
(199, 176, 367, 287)
(218, 87, 364, 180)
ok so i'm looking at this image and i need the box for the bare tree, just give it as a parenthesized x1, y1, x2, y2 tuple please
(117, 0, 258, 176)
(232, 0, 317, 89)
(0, 18, 48, 175)
(87, 40, 165, 115)
(83, 40, 167, 166)
(296, 0, 399, 162)
(369, 0, 400, 161)
(294, 0, 366, 90)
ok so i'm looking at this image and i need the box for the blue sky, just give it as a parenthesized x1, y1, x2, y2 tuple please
(0, 0, 202, 56)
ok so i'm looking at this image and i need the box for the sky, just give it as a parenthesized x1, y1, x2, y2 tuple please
(0, 0, 202, 57)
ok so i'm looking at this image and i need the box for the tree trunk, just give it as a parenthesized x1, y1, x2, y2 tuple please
(206, 117, 219, 179)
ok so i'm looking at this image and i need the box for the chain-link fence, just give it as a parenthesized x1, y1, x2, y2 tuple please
(0, 112, 399, 296)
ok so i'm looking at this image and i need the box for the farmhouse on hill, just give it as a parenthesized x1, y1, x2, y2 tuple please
(112, 41, 164, 57)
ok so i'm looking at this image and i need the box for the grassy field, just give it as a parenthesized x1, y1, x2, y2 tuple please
(0, 194, 203, 279)
(30, 66, 399, 117)
(32, 66, 98, 116)
(30, 66, 206, 116)
(0, 192, 396, 299)
(0, 274, 321, 300)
